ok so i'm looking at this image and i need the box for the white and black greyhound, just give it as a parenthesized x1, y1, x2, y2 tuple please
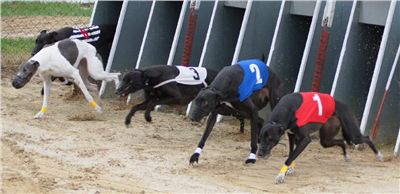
(12, 39, 120, 119)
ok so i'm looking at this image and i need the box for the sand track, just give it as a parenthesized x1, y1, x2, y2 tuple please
(1, 75, 399, 193)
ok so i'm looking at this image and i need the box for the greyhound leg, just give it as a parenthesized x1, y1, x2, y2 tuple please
(190, 110, 218, 165)
(239, 118, 245, 133)
(360, 136, 383, 161)
(276, 135, 312, 184)
(142, 84, 182, 122)
(320, 137, 349, 161)
(286, 133, 296, 175)
(70, 70, 102, 113)
(143, 96, 182, 122)
(144, 101, 156, 122)
(35, 76, 51, 119)
(86, 56, 120, 88)
(79, 63, 101, 106)
(125, 101, 149, 127)
(78, 61, 98, 93)
(245, 112, 260, 164)
(320, 117, 349, 161)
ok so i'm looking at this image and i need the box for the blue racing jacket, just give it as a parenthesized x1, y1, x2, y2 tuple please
(237, 59, 269, 102)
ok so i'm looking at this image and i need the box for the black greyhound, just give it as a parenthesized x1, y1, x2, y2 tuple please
(188, 59, 283, 165)
(116, 65, 222, 126)
(32, 24, 116, 95)
(258, 92, 383, 184)
(32, 24, 116, 57)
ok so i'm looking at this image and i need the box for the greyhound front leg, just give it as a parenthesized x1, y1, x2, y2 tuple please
(125, 101, 148, 127)
(286, 133, 297, 175)
(71, 71, 102, 113)
(276, 136, 311, 184)
(144, 96, 182, 122)
(245, 114, 259, 164)
(190, 110, 218, 165)
(35, 76, 51, 119)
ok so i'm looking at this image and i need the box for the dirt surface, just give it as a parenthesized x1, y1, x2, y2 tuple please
(1, 73, 400, 193)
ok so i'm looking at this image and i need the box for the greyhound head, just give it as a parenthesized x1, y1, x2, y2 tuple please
(189, 87, 223, 122)
(12, 60, 40, 89)
(31, 30, 58, 56)
(258, 121, 286, 158)
(115, 70, 146, 97)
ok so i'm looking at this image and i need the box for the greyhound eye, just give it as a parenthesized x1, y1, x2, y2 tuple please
(201, 100, 208, 107)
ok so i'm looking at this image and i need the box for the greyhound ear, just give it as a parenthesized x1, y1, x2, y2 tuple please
(40, 30, 47, 34)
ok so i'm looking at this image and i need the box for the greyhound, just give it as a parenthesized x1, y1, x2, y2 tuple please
(188, 59, 284, 165)
(115, 65, 219, 126)
(12, 39, 120, 119)
(258, 92, 383, 184)
(32, 24, 116, 95)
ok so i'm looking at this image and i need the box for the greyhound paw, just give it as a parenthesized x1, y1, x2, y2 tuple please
(245, 153, 256, 164)
(275, 173, 286, 184)
(34, 112, 45, 119)
(245, 159, 256, 164)
(145, 115, 152, 122)
(286, 167, 295, 175)
(344, 154, 351, 162)
(95, 105, 103, 113)
(189, 153, 200, 165)
(376, 152, 384, 161)
(124, 118, 132, 127)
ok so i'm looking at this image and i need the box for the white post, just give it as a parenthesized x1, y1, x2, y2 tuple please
(384, 43, 399, 91)
(294, 0, 322, 92)
(217, 0, 252, 122)
(395, 127, 400, 156)
(89, 0, 98, 25)
(186, 0, 219, 116)
(135, 0, 157, 69)
(99, 0, 128, 96)
(198, 0, 219, 67)
(167, 0, 189, 66)
(360, 0, 397, 134)
(266, 0, 286, 67)
(231, 0, 253, 64)
(389, 44, 399, 157)
(330, 0, 358, 96)
(157, 0, 191, 111)
(322, 0, 336, 28)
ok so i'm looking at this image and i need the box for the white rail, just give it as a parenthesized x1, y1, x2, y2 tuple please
(330, 0, 358, 96)
(99, 0, 128, 96)
(360, 0, 397, 134)
(294, 0, 322, 92)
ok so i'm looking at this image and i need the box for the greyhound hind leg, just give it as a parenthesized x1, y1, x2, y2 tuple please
(71, 70, 102, 113)
(85, 56, 120, 88)
(320, 117, 349, 161)
(361, 136, 383, 161)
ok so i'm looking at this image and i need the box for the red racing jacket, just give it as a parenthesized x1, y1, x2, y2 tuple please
(295, 92, 336, 127)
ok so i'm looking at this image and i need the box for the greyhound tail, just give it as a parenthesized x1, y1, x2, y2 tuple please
(334, 100, 364, 145)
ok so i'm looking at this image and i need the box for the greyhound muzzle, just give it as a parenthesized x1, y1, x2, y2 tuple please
(115, 83, 131, 97)
(188, 103, 209, 122)
(12, 76, 28, 89)
(258, 142, 273, 159)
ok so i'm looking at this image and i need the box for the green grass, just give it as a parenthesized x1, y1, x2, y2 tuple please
(1, 38, 35, 55)
(1, 2, 93, 16)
